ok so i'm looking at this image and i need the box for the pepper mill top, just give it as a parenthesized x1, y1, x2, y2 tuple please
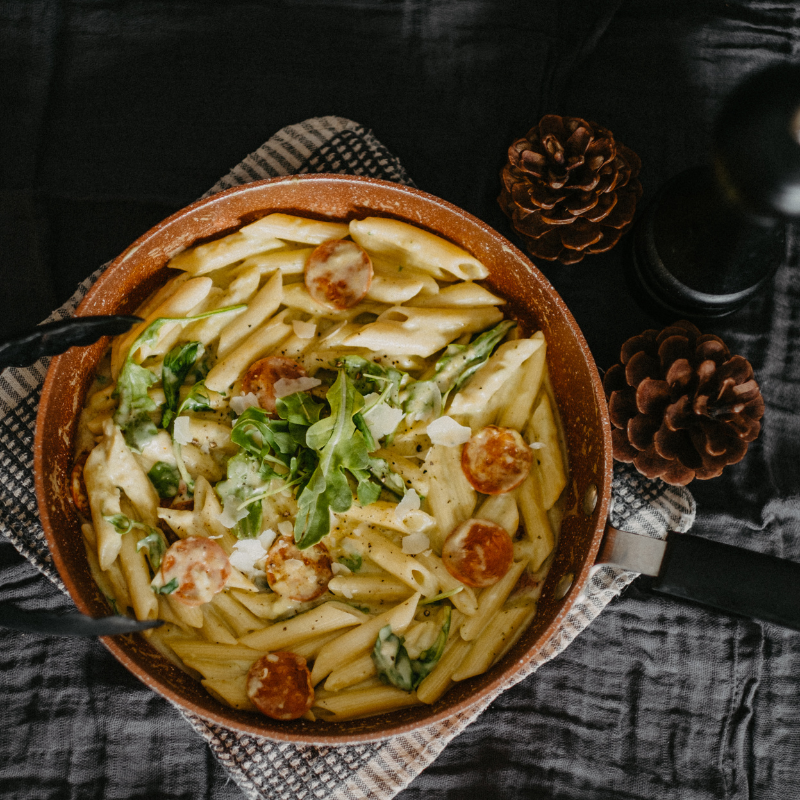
(630, 62, 800, 320)
(714, 62, 800, 220)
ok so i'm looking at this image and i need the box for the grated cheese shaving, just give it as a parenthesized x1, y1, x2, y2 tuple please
(292, 320, 317, 339)
(230, 392, 260, 415)
(426, 415, 472, 446)
(273, 376, 322, 398)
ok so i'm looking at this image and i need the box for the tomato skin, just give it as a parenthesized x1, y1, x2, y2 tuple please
(266, 536, 333, 602)
(247, 652, 314, 720)
(160, 536, 231, 607)
(305, 239, 373, 311)
(442, 519, 515, 588)
(242, 356, 307, 415)
(461, 425, 533, 495)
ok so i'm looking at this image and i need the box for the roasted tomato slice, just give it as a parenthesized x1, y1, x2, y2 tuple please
(461, 425, 533, 495)
(160, 536, 231, 607)
(265, 536, 332, 602)
(247, 652, 314, 720)
(305, 238, 372, 311)
(442, 518, 514, 588)
(241, 356, 307, 415)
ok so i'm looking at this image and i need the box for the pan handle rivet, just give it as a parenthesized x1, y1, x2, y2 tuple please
(583, 483, 598, 515)
(554, 572, 574, 600)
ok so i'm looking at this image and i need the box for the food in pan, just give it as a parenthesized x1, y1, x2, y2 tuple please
(73, 212, 569, 722)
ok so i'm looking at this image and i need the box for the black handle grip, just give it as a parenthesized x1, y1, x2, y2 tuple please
(651, 534, 800, 632)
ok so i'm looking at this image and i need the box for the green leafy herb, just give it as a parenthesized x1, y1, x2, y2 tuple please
(104, 513, 153, 536)
(294, 372, 378, 549)
(215, 452, 267, 539)
(401, 380, 442, 422)
(136, 531, 168, 572)
(231, 403, 319, 489)
(367, 457, 406, 498)
(337, 355, 403, 404)
(371, 607, 451, 691)
(433, 320, 515, 397)
(178, 380, 212, 415)
(338, 553, 362, 573)
(113, 305, 245, 450)
(161, 341, 205, 429)
(147, 461, 181, 498)
(154, 578, 179, 595)
(106, 596, 120, 615)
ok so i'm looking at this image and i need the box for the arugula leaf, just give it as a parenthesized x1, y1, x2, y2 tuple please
(161, 341, 205, 429)
(338, 553, 362, 573)
(294, 372, 373, 549)
(147, 461, 180, 498)
(371, 607, 451, 692)
(113, 304, 245, 450)
(177, 380, 212, 415)
(401, 380, 442, 423)
(337, 355, 403, 405)
(104, 513, 152, 535)
(372, 625, 415, 690)
(276, 392, 324, 426)
(367, 457, 406, 498)
(433, 320, 515, 397)
(411, 607, 451, 684)
(154, 578, 179, 595)
(215, 452, 267, 539)
(136, 531, 168, 572)
(231, 404, 319, 491)
(399, 321, 515, 424)
(113, 362, 159, 450)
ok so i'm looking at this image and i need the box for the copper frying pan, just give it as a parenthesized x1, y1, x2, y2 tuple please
(33, 174, 616, 743)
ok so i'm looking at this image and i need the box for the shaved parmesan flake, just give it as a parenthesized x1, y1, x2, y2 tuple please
(529, 441, 546, 449)
(331, 562, 351, 576)
(292, 319, 317, 339)
(229, 539, 268, 577)
(277, 520, 294, 537)
(259, 528, 277, 550)
(230, 392, 260, 415)
(364, 402, 405, 440)
(394, 488, 420, 524)
(402, 532, 430, 555)
(172, 416, 192, 446)
(427, 416, 472, 446)
(274, 376, 322, 398)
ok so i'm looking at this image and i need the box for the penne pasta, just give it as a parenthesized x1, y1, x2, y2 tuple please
(78, 210, 570, 726)
(349, 217, 489, 281)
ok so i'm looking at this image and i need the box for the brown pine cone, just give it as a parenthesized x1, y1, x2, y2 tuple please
(604, 320, 764, 485)
(499, 115, 642, 265)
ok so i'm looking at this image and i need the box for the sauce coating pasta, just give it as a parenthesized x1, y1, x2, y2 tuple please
(74, 213, 569, 723)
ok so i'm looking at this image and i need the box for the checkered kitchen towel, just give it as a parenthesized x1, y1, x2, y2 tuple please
(0, 116, 696, 800)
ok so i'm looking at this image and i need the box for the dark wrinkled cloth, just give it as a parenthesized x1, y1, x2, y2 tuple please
(2, 1, 799, 799)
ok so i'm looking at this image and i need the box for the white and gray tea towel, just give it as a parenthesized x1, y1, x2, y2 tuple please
(0, 116, 695, 800)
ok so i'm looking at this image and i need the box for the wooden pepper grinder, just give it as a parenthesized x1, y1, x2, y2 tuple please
(630, 63, 800, 319)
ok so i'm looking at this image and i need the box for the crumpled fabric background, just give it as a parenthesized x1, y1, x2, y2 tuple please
(2, 1, 800, 798)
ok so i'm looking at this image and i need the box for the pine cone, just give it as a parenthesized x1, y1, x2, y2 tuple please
(604, 321, 764, 485)
(499, 115, 642, 265)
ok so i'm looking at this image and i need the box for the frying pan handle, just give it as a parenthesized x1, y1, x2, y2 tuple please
(597, 524, 800, 632)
